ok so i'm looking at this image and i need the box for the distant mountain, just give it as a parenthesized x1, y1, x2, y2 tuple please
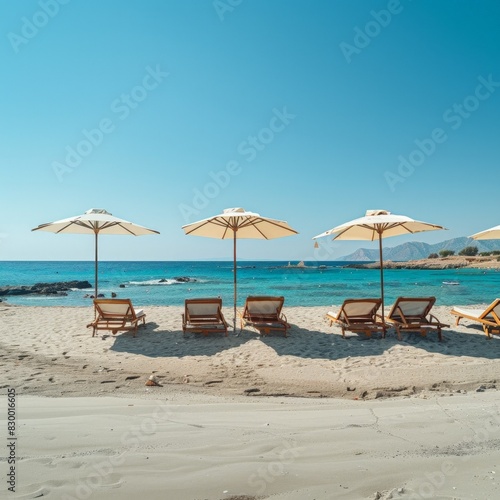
(338, 237, 500, 262)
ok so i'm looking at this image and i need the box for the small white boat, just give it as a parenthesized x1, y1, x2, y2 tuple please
(442, 281, 460, 285)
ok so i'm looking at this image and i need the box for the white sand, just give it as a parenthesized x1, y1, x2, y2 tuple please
(1, 303, 500, 498)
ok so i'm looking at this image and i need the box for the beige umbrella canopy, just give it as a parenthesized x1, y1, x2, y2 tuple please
(313, 210, 445, 318)
(32, 208, 159, 298)
(182, 207, 298, 330)
(470, 225, 500, 240)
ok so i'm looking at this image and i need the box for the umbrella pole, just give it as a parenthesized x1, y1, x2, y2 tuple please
(92, 232, 98, 319)
(233, 230, 237, 332)
(378, 232, 384, 319)
(95, 232, 98, 299)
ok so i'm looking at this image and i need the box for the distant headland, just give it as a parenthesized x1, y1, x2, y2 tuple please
(345, 255, 500, 270)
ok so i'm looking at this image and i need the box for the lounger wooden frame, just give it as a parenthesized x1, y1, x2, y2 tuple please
(326, 298, 386, 338)
(239, 296, 290, 337)
(451, 299, 500, 339)
(87, 298, 146, 337)
(385, 297, 448, 341)
(182, 297, 229, 336)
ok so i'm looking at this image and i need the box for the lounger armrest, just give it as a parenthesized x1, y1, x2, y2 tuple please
(393, 306, 410, 325)
(428, 314, 449, 327)
(219, 310, 229, 327)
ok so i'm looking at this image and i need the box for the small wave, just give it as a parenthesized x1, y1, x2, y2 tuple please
(129, 277, 198, 286)
(129, 279, 176, 286)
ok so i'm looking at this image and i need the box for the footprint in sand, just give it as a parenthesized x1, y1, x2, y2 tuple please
(69, 461, 86, 469)
(99, 473, 123, 488)
(24, 487, 51, 497)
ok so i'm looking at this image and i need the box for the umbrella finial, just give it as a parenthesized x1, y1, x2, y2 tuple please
(223, 208, 246, 214)
(86, 208, 112, 215)
(366, 210, 390, 216)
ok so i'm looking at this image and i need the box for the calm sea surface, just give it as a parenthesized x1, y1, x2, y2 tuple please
(0, 261, 498, 307)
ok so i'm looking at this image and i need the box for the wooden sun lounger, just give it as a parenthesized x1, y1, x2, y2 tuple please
(87, 298, 146, 337)
(239, 296, 290, 337)
(182, 297, 228, 336)
(326, 298, 386, 338)
(385, 297, 448, 341)
(451, 299, 500, 339)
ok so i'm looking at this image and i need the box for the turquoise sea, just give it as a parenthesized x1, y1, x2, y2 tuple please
(0, 261, 499, 308)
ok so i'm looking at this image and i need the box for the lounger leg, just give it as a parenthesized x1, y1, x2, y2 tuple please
(437, 327, 442, 342)
(341, 327, 345, 338)
(455, 316, 462, 326)
(396, 327, 401, 341)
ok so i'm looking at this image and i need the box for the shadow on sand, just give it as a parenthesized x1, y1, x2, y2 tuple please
(109, 320, 500, 361)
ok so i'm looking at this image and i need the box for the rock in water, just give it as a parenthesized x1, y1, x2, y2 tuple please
(0, 280, 92, 296)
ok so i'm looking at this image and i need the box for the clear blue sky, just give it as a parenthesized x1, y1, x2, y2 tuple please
(1, 0, 499, 261)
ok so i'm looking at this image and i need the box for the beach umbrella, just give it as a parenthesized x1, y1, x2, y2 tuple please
(470, 225, 500, 241)
(32, 208, 159, 298)
(182, 207, 298, 331)
(313, 210, 445, 318)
